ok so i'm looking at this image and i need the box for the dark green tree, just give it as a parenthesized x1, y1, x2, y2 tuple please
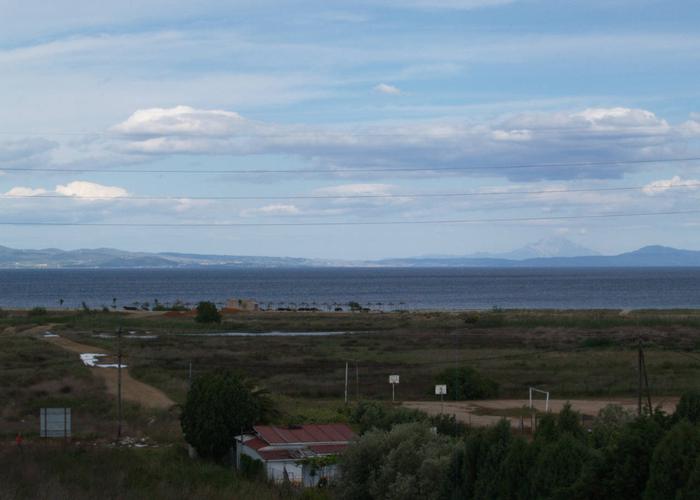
(195, 301, 222, 323)
(180, 371, 269, 461)
(675, 390, 700, 425)
(644, 421, 700, 499)
(473, 420, 513, 499)
(596, 416, 664, 499)
(682, 456, 700, 500)
(557, 402, 584, 440)
(534, 413, 559, 442)
(498, 437, 538, 500)
(531, 433, 596, 499)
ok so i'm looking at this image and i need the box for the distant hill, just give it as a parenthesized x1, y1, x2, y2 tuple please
(0, 243, 699, 269)
(377, 245, 700, 268)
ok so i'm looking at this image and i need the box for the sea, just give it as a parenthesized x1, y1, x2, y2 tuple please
(0, 267, 699, 310)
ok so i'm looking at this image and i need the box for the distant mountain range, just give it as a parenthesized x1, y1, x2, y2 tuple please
(419, 237, 599, 260)
(1, 239, 700, 269)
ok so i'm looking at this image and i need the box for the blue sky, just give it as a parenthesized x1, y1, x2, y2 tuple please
(1, 0, 700, 259)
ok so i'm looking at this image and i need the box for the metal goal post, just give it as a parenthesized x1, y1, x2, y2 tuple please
(528, 387, 550, 412)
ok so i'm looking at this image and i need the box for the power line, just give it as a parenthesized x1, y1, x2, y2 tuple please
(1, 156, 700, 176)
(0, 125, 689, 138)
(1, 208, 699, 227)
(1, 182, 699, 202)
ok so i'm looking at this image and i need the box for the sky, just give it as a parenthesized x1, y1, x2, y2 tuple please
(1, 0, 700, 259)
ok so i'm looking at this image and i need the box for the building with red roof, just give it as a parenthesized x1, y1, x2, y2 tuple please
(235, 423, 355, 486)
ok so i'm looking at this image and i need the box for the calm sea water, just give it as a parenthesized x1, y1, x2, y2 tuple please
(0, 268, 698, 310)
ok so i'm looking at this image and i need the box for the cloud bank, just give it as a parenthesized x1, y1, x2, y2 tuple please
(110, 105, 695, 181)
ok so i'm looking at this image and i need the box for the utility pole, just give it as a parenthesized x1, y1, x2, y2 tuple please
(188, 361, 193, 387)
(638, 337, 643, 416)
(640, 340, 652, 414)
(344, 362, 349, 404)
(117, 327, 123, 441)
(355, 361, 360, 402)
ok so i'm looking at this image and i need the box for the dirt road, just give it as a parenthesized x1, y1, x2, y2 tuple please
(43, 335, 175, 410)
(405, 397, 679, 430)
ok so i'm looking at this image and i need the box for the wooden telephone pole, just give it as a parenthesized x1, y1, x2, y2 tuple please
(637, 337, 652, 416)
(117, 327, 123, 441)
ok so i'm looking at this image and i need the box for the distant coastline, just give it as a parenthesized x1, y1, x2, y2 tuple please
(2, 244, 700, 269)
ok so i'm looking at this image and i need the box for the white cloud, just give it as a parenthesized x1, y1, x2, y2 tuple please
(313, 184, 395, 196)
(374, 83, 402, 95)
(5, 187, 48, 196)
(643, 176, 700, 195)
(111, 105, 690, 181)
(679, 118, 700, 137)
(111, 105, 246, 137)
(241, 204, 301, 217)
(55, 181, 128, 198)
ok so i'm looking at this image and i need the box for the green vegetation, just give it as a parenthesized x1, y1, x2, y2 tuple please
(181, 371, 273, 460)
(0, 445, 290, 500)
(337, 422, 454, 500)
(4, 308, 700, 497)
(195, 301, 222, 323)
(336, 398, 700, 500)
(435, 366, 499, 400)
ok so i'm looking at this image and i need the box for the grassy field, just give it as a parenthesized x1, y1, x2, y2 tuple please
(0, 444, 302, 500)
(3, 308, 700, 418)
(2, 308, 700, 496)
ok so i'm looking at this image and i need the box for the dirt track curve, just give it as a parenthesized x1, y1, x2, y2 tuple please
(43, 334, 174, 410)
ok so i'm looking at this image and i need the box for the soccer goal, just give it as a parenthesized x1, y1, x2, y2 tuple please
(528, 387, 550, 412)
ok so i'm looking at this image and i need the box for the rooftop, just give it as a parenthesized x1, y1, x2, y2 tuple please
(253, 424, 355, 446)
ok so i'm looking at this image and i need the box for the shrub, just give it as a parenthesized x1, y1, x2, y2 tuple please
(195, 301, 221, 323)
(434, 366, 499, 400)
(28, 306, 47, 317)
(350, 401, 425, 434)
(239, 454, 265, 480)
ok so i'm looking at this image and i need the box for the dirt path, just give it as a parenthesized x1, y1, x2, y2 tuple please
(43, 335, 175, 410)
(405, 397, 679, 430)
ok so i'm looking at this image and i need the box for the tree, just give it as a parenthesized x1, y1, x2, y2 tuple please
(348, 301, 362, 312)
(473, 420, 513, 499)
(589, 404, 635, 449)
(644, 421, 700, 499)
(195, 301, 221, 323)
(557, 402, 584, 440)
(595, 415, 664, 499)
(675, 390, 700, 425)
(531, 433, 596, 499)
(337, 422, 453, 500)
(180, 371, 270, 461)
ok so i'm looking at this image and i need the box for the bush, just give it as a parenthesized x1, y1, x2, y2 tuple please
(28, 306, 47, 317)
(434, 367, 499, 400)
(195, 301, 221, 323)
(239, 454, 265, 480)
(349, 401, 425, 434)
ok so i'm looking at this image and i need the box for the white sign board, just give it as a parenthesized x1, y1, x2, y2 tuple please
(435, 384, 447, 395)
(40, 408, 71, 438)
(389, 375, 400, 384)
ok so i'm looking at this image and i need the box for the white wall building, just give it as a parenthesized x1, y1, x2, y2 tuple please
(235, 423, 355, 486)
